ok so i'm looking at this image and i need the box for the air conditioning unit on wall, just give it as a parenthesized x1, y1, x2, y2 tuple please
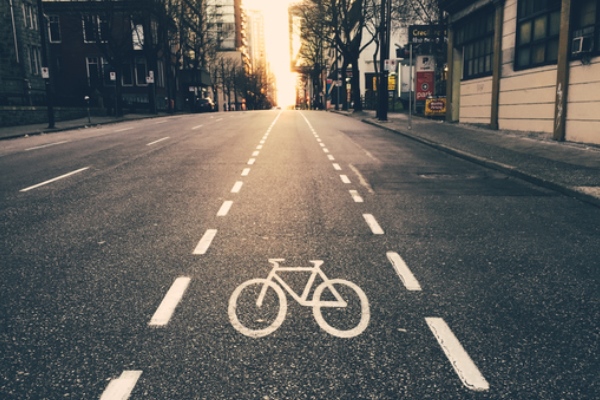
(572, 36, 593, 55)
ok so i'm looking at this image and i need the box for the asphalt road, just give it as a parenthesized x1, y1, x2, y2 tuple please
(1, 111, 598, 399)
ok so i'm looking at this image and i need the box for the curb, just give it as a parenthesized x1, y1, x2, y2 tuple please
(360, 118, 600, 209)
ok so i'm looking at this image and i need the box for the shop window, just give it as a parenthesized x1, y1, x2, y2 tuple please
(455, 7, 495, 80)
(515, 0, 561, 69)
(571, 0, 600, 58)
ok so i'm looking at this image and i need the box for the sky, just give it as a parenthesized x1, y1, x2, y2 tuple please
(243, 0, 297, 106)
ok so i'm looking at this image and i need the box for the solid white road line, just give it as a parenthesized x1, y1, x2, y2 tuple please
(149, 277, 191, 326)
(20, 167, 90, 192)
(217, 200, 233, 216)
(386, 251, 422, 291)
(349, 164, 375, 194)
(231, 181, 243, 193)
(425, 317, 490, 392)
(25, 141, 68, 151)
(241, 168, 250, 176)
(332, 163, 341, 170)
(193, 229, 217, 255)
(340, 175, 351, 184)
(192, 124, 203, 130)
(99, 370, 142, 400)
(114, 127, 133, 132)
(146, 137, 170, 146)
(349, 190, 364, 203)
(363, 214, 384, 235)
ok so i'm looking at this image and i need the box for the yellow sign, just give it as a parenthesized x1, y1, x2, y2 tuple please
(388, 75, 396, 91)
(425, 97, 446, 117)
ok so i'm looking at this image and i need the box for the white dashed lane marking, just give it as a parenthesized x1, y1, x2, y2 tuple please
(100, 370, 142, 400)
(386, 251, 422, 291)
(149, 277, 191, 326)
(349, 190, 364, 203)
(363, 214, 384, 235)
(20, 167, 90, 192)
(193, 229, 218, 255)
(217, 201, 234, 216)
(426, 318, 490, 392)
(332, 163, 341, 171)
(231, 181, 243, 193)
(146, 137, 169, 146)
(241, 168, 250, 176)
(340, 175, 351, 184)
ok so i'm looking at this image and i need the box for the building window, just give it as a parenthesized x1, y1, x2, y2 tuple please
(455, 7, 495, 80)
(135, 58, 148, 86)
(27, 46, 41, 75)
(22, 3, 37, 29)
(82, 15, 109, 43)
(515, 0, 561, 70)
(571, 0, 600, 58)
(122, 63, 134, 86)
(48, 15, 61, 43)
(86, 57, 101, 87)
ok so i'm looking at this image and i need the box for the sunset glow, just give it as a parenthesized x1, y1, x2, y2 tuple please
(244, 0, 297, 107)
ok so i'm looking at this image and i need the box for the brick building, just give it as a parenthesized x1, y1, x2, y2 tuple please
(0, 0, 46, 105)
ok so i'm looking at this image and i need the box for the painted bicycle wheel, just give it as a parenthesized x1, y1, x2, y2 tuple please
(312, 279, 370, 338)
(228, 279, 287, 338)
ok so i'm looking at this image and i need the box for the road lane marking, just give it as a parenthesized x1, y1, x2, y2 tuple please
(114, 127, 133, 132)
(363, 214, 384, 234)
(328, 155, 335, 161)
(241, 168, 250, 176)
(146, 137, 170, 146)
(323, 148, 330, 153)
(256, 145, 263, 149)
(332, 163, 341, 170)
(231, 181, 243, 193)
(317, 138, 322, 142)
(100, 370, 142, 400)
(340, 175, 351, 184)
(25, 141, 68, 151)
(193, 229, 217, 255)
(149, 277, 191, 326)
(217, 201, 233, 216)
(252, 151, 260, 157)
(192, 124, 203, 130)
(349, 190, 364, 203)
(20, 167, 90, 192)
(349, 164, 375, 194)
(260, 140, 265, 144)
(425, 318, 490, 392)
(386, 251, 422, 291)
(248, 158, 256, 165)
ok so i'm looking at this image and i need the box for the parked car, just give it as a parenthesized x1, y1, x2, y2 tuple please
(194, 97, 215, 113)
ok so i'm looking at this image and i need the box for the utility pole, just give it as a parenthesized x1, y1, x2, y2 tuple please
(378, 0, 389, 121)
(36, 0, 55, 128)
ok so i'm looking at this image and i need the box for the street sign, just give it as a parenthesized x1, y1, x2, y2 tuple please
(110, 72, 116, 81)
(384, 59, 397, 71)
(146, 70, 154, 84)
(408, 25, 447, 44)
(41, 67, 49, 79)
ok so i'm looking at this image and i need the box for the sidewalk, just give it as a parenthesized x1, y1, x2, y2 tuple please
(338, 110, 600, 208)
(0, 113, 166, 141)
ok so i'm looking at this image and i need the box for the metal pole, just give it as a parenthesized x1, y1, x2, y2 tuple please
(408, 43, 412, 130)
(36, 0, 55, 128)
(378, 0, 388, 121)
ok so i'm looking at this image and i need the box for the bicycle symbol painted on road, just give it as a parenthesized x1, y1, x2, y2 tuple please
(228, 259, 370, 338)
